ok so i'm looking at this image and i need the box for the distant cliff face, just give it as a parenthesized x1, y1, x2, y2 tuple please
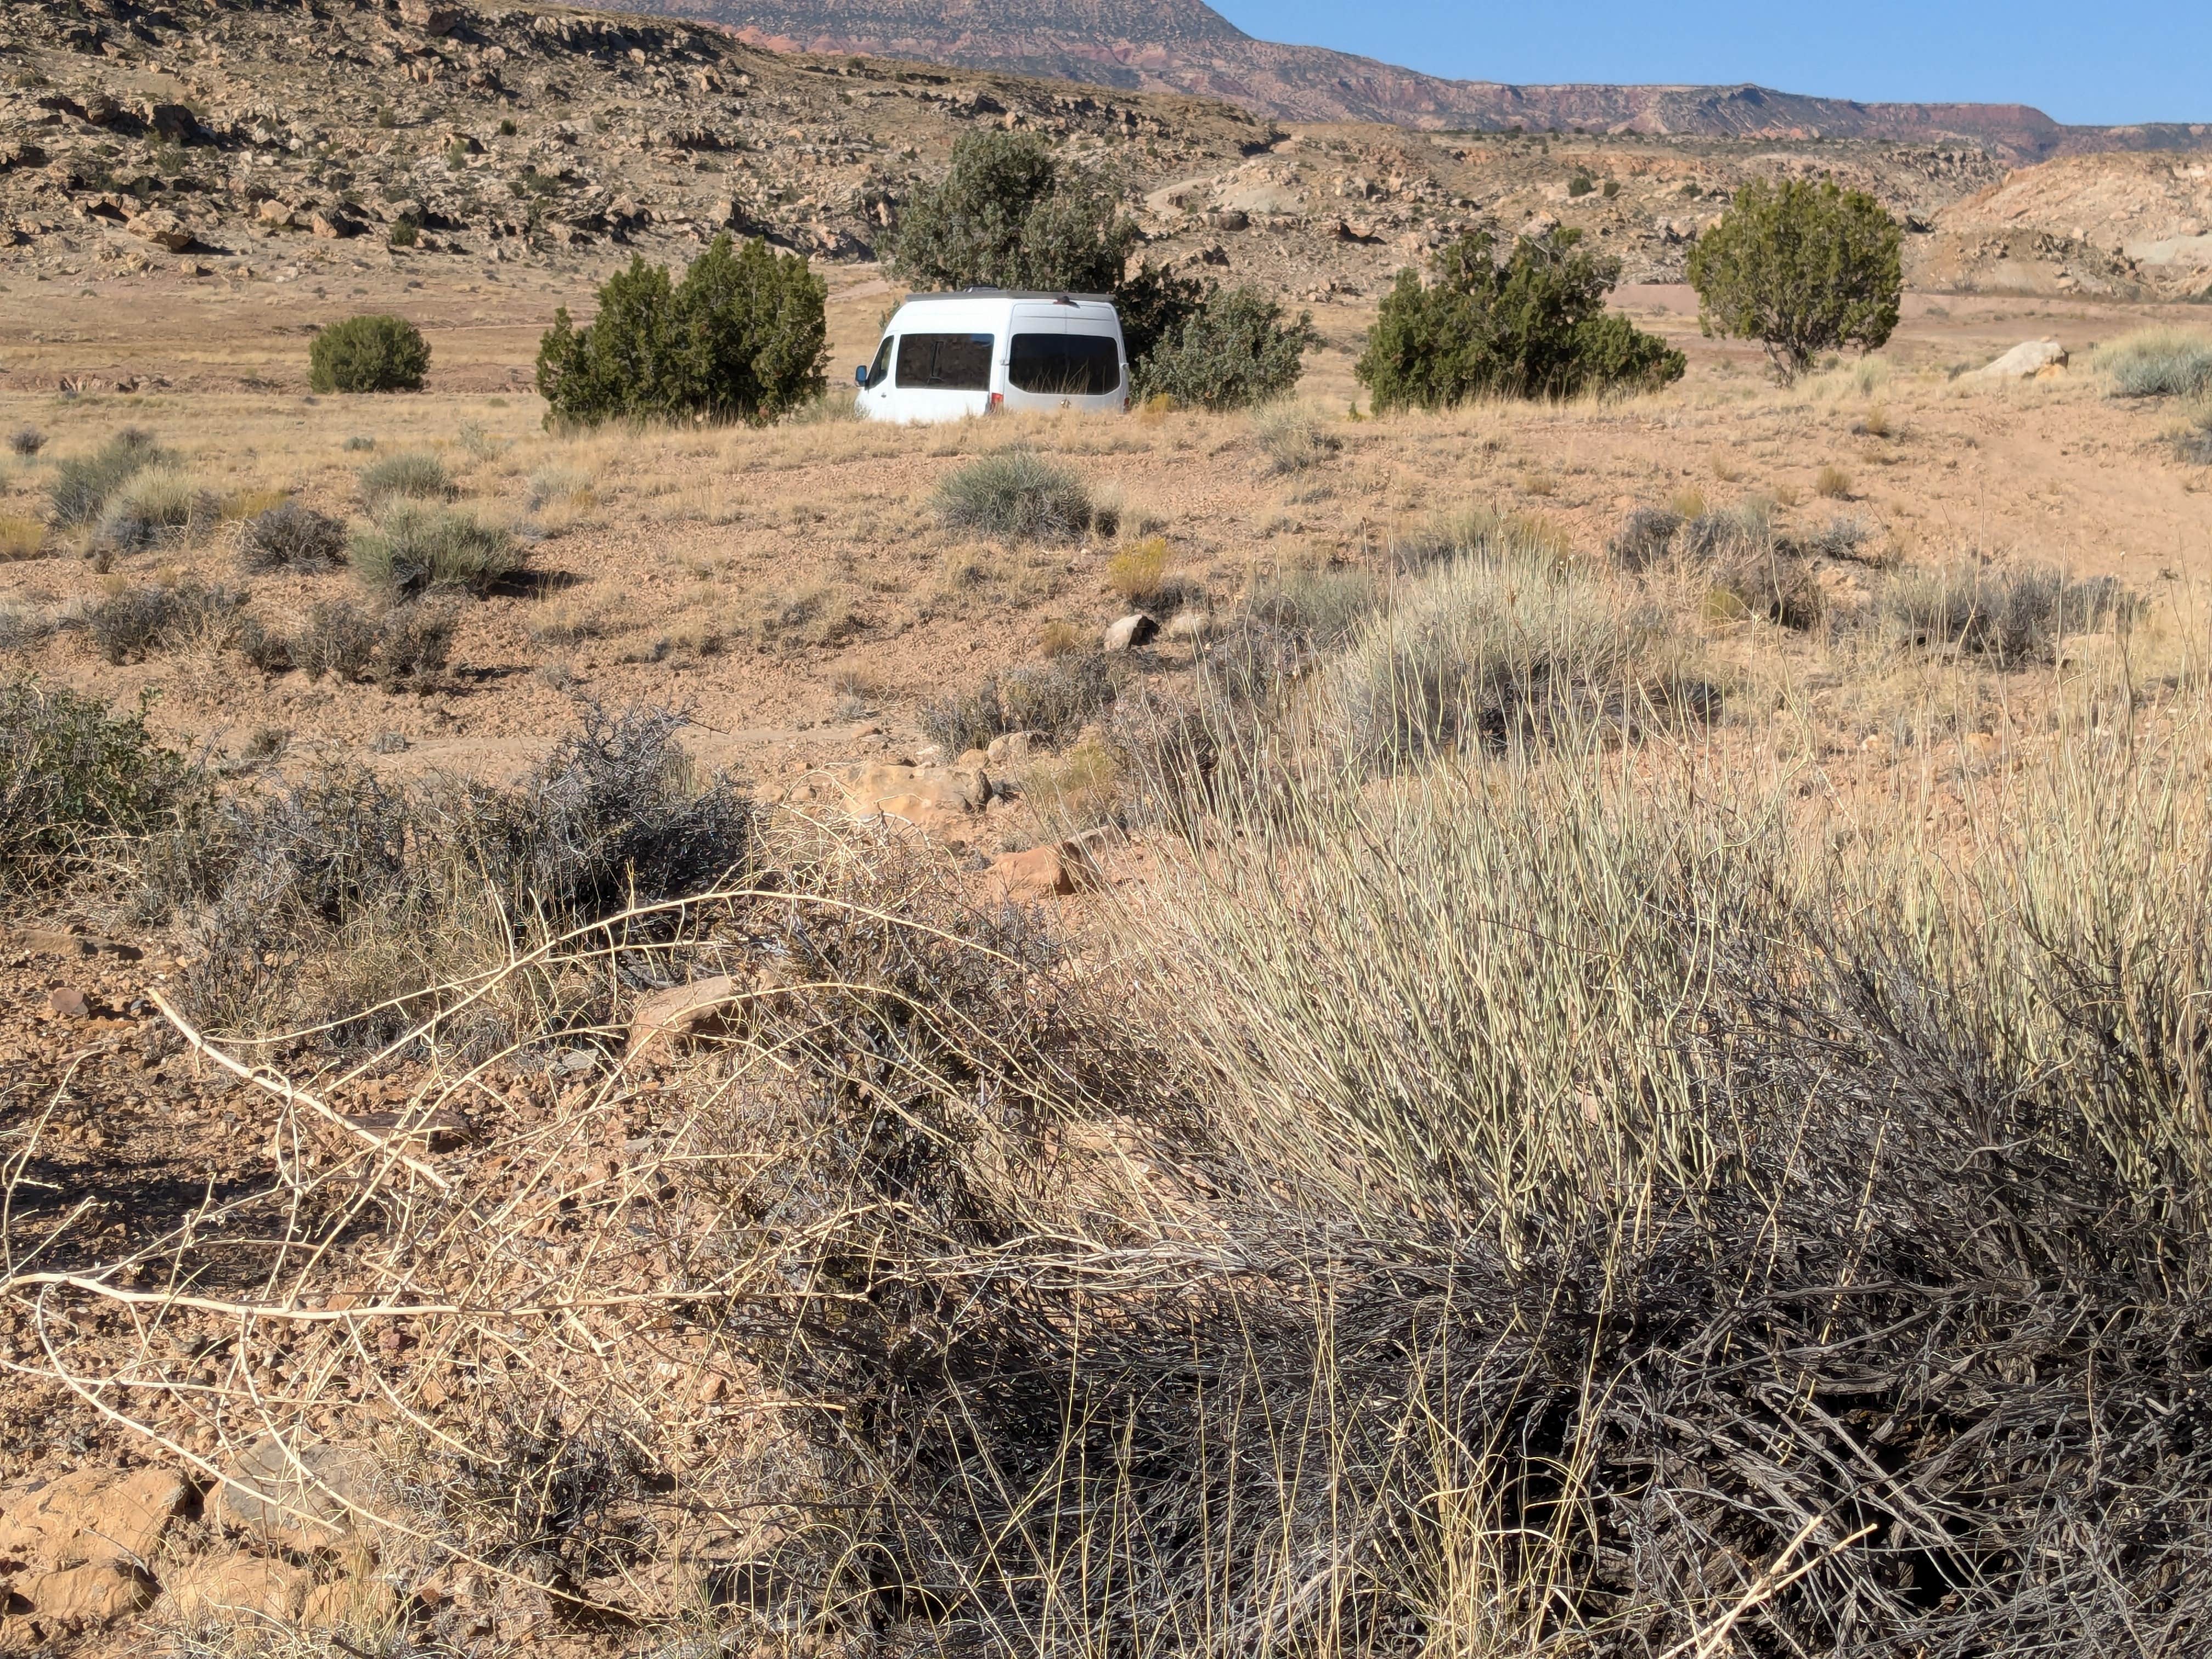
(622, 0, 2209, 159)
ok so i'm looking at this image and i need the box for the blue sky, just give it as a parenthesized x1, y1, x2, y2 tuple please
(1211, 0, 2209, 127)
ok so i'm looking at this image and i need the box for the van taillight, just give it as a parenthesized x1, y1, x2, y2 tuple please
(989, 392, 1003, 411)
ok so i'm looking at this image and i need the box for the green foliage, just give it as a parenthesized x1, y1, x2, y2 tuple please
(536, 234, 828, 427)
(1567, 171, 1595, 198)
(2097, 328, 2212, 399)
(934, 450, 1094, 544)
(48, 428, 167, 526)
(1137, 286, 1318, 410)
(308, 314, 432, 394)
(359, 450, 452, 510)
(0, 678, 200, 890)
(1686, 178, 1902, 382)
(1356, 230, 1685, 410)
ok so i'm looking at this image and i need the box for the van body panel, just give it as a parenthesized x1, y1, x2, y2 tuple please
(854, 292, 1128, 425)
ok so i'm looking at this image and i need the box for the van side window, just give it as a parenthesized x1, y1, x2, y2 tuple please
(896, 333, 994, 391)
(867, 336, 895, 388)
(1009, 334, 1122, 397)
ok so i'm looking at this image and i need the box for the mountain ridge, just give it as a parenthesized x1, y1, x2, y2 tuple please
(625, 0, 2210, 159)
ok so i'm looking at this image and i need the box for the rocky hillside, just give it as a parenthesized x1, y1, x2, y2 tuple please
(623, 0, 2210, 159)
(1918, 151, 2212, 300)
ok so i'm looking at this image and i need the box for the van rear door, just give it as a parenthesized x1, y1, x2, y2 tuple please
(1003, 304, 1125, 413)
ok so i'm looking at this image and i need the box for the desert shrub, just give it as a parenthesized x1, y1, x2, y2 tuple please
(1815, 462, 1852, 498)
(351, 504, 522, 599)
(7, 426, 43, 458)
(527, 465, 595, 511)
(1325, 554, 1662, 765)
(2098, 328, 2212, 399)
(89, 469, 217, 554)
(536, 234, 828, 427)
(236, 500, 348, 571)
(0, 517, 43, 561)
(47, 428, 167, 525)
(0, 676, 201, 890)
(2176, 406, 2212, 466)
(308, 313, 431, 394)
(233, 613, 295, 674)
(82, 580, 243, 664)
(294, 599, 380, 681)
(1104, 535, 1173, 604)
(919, 652, 1119, 754)
(1136, 286, 1317, 410)
(934, 449, 1094, 544)
(1612, 501, 1822, 628)
(1357, 229, 1685, 410)
(1250, 404, 1341, 472)
(1687, 177, 1903, 382)
(1388, 506, 1531, 572)
(1880, 562, 2135, 664)
(1799, 512, 1880, 561)
(358, 450, 452, 510)
(176, 703, 754, 1048)
(368, 602, 454, 691)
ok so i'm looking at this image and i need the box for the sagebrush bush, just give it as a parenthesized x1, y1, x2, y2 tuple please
(47, 428, 167, 526)
(537, 234, 828, 427)
(308, 313, 431, 394)
(236, 500, 348, 571)
(1687, 177, 1904, 381)
(919, 653, 1119, 755)
(1879, 562, 2135, 664)
(1609, 500, 1823, 628)
(89, 469, 217, 554)
(0, 676, 201, 890)
(351, 504, 522, 598)
(1136, 286, 1317, 410)
(358, 450, 452, 510)
(83, 581, 242, 664)
(2098, 328, 2212, 399)
(934, 449, 1094, 544)
(1358, 229, 1685, 409)
(8, 426, 43, 458)
(294, 599, 380, 682)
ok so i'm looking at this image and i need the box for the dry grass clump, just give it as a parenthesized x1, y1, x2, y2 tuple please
(6, 425, 43, 458)
(235, 500, 349, 572)
(2173, 404, 2212, 466)
(267, 597, 453, 690)
(47, 427, 169, 526)
(2098, 326, 2212, 398)
(933, 448, 1096, 544)
(1878, 561, 2136, 664)
(1250, 402, 1341, 472)
(91, 468, 221, 555)
(1814, 462, 1853, 499)
(1104, 534, 1173, 603)
(919, 652, 1118, 755)
(1322, 552, 1673, 766)
(351, 503, 523, 599)
(0, 674, 202, 891)
(1607, 499, 1825, 628)
(0, 516, 42, 561)
(357, 449, 454, 511)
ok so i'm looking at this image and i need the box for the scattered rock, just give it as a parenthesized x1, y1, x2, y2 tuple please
(985, 844, 1074, 902)
(1206, 207, 1248, 232)
(1972, 338, 2068, 379)
(125, 208, 194, 251)
(838, 761, 991, 816)
(11, 926, 138, 960)
(301, 1571, 403, 1630)
(164, 1552, 313, 1623)
(12, 1560, 155, 1628)
(1161, 610, 1216, 643)
(1102, 612, 1159, 652)
(309, 210, 358, 240)
(398, 0, 462, 34)
(210, 1436, 371, 1554)
(627, 974, 748, 1057)
(0, 1466, 188, 1570)
(985, 730, 1040, 764)
(46, 988, 89, 1019)
(144, 103, 198, 142)
(256, 198, 297, 228)
(868, 793, 981, 844)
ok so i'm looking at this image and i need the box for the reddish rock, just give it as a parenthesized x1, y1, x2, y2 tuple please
(47, 987, 89, 1019)
(14, 1560, 154, 1628)
(164, 1552, 313, 1622)
(986, 845, 1075, 902)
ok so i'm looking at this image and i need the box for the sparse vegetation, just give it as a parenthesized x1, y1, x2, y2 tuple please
(7, 426, 43, 458)
(351, 503, 523, 598)
(1878, 561, 2135, 664)
(358, 449, 453, 509)
(919, 652, 1119, 754)
(934, 449, 1096, 544)
(0, 676, 201, 890)
(2098, 327, 2212, 399)
(1357, 229, 1686, 409)
(1687, 177, 1904, 381)
(82, 579, 243, 664)
(89, 468, 217, 554)
(1815, 462, 1853, 498)
(46, 427, 167, 526)
(0, 517, 42, 561)
(235, 500, 348, 571)
(535, 234, 828, 427)
(307, 313, 432, 394)
(1250, 403, 1341, 472)
(1136, 286, 1317, 410)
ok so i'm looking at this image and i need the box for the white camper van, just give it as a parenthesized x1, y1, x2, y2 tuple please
(853, 290, 1130, 425)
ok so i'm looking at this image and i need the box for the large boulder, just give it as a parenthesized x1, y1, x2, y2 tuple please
(209, 1436, 372, 1553)
(0, 1466, 188, 1570)
(163, 1552, 314, 1623)
(838, 761, 991, 816)
(125, 209, 194, 252)
(12, 1560, 155, 1629)
(1972, 338, 2068, 379)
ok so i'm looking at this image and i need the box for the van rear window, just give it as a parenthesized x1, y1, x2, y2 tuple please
(1009, 333, 1121, 397)
(896, 333, 994, 391)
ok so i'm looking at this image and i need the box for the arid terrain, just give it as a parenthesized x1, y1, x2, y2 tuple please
(4, 3, 2212, 1657)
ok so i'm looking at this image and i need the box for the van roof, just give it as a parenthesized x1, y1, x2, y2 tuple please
(900, 288, 1115, 304)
